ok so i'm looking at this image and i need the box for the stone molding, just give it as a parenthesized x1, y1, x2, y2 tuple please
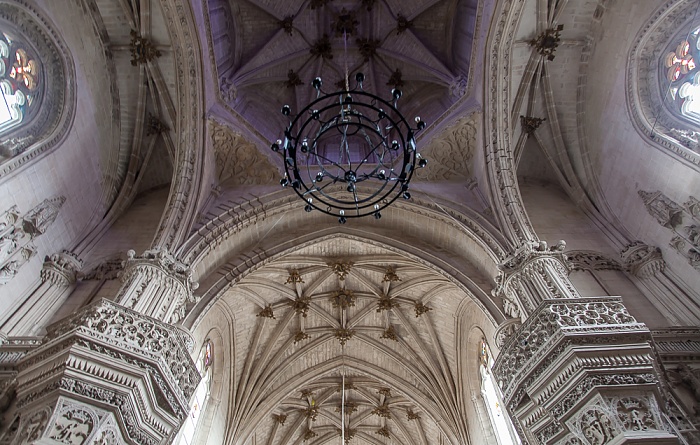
(7, 299, 200, 445)
(150, 0, 204, 250)
(0, 1, 76, 179)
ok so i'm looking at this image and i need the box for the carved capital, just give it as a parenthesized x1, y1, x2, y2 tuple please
(621, 241, 665, 278)
(41, 250, 83, 286)
(494, 241, 579, 317)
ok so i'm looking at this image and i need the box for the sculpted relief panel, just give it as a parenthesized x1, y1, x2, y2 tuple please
(0, 196, 65, 285)
(209, 120, 278, 185)
(414, 114, 478, 181)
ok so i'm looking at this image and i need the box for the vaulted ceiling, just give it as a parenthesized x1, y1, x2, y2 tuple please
(205, 0, 480, 152)
(215, 238, 482, 445)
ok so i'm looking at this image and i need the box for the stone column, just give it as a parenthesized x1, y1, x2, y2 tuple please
(493, 242, 680, 445)
(115, 248, 199, 324)
(0, 299, 199, 445)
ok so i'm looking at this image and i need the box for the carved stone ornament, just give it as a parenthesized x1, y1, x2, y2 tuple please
(494, 240, 578, 319)
(41, 250, 83, 286)
(78, 256, 125, 281)
(12, 300, 200, 445)
(21, 196, 66, 237)
(495, 318, 522, 349)
(129, 30, 161, 66)
(493, 297, 646, 400)
(490, 293, 676, 444)
(209, 120, 277, 185)
(620, 241, 665, 278)
(0, 197, 66, 286)
(638, 190, 684, 229)
(520, 115, 546, 135)
(414, 114, 477, 181)
(527, 24, 564, 61)
(565, 250, 622, 272)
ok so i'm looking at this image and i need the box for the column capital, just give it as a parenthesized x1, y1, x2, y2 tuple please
(493, 241, 579, 322)
(498, 240, 569, 276)
(117, 248, 200, 323)
(40, 250, 83, 286)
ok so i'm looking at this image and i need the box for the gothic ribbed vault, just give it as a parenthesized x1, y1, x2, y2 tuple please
(204, 237, 487, 445)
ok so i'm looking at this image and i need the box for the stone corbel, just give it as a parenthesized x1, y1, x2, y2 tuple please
(620, 241, 665, 278)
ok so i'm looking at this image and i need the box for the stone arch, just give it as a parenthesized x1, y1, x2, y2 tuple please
(180, 191, 509, 328)
(0, 0, 75, 178)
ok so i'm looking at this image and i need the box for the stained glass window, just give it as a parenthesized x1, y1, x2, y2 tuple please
(664, 26, 700, 122)
(480, 340, 521, 445)
(0, 32, 42, 135)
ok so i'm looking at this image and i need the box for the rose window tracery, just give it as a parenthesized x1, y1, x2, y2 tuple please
(0, 32, 42, 135)
(663, 26, 700, 123)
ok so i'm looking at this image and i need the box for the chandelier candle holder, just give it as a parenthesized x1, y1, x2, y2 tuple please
(271, 72, 427, 223)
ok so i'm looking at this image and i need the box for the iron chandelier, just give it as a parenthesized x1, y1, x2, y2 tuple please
(272, 72, 428, 223)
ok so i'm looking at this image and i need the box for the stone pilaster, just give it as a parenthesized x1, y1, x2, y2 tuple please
(116, 248, 199, 324)
(493, 297, 679, 445)
(1, 251, 83, 337)
(0, 299, 199, 445)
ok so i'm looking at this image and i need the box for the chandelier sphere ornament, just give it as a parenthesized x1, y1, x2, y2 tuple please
(272, 72, 427, 223)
